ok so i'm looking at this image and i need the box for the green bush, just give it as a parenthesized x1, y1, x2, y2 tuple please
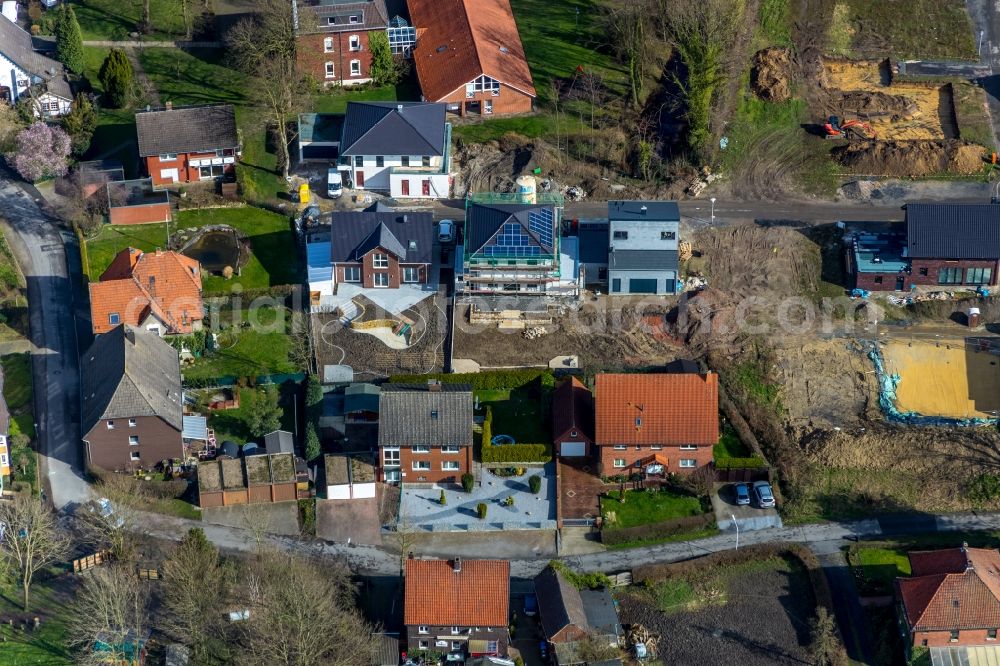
(482, 405, 492, 448)
(529, 474, 541, 493)
(714, 456, 767, 470)
(439, 489, 446, 506)
(462, 473, 474, 493)
(477, 502, 487, 519)
(548, 561, 611, 589)
(388, 369, 553, 391)
(298, 499, 316, 536)
(969, 473, 1000, 503)
(600, 513, 716, 546)
(481, 442, 551, 463)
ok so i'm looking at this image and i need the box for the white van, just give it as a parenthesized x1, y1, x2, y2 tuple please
(327, 169, 343, 199)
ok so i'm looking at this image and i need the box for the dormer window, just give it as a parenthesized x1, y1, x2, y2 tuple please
(109, 313, 120, 325)
(349, 14, 361, 23)
(326, 16, 337, 25)
(635, 417, 642, 427)
(430, 410, 439, 419)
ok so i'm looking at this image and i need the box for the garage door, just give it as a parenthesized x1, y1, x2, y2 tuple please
(629, 278, 658, 294)
(560, 441, 586, 457)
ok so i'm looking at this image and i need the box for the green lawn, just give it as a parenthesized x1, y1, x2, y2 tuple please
(139, 48, 247, 108)
(84, 207, 298, 293)
(713, 423, 750, 460)
(848, 546, 911, 596)
(600, 489, 706, 529)
(827, 0, 977, 60)
(509, 0, 625, 105)
(182, 321, 298, 383)
(206, 386, 297, 444)
(477, 385, 549, 444)
(0, 574, 74, 665)
(452, 115, 571, 144)
(71, 0, 188, 41)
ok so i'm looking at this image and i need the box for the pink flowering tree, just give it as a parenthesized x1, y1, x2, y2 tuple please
(5, 122, 71, 182)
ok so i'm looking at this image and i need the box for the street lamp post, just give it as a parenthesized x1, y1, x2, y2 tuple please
(710, 197, 717, 221)
(731, 514, 739, 551)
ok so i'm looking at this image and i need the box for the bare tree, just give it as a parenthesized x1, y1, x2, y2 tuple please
(604, 0, 651, 108)
(0, 495, 71, 611)
(77, 472, 150, 563)
(66, 564, 151, 666)
(161, 528, 233, 662)
(227, 0, 308, 179)
(235, 552, 375, 666)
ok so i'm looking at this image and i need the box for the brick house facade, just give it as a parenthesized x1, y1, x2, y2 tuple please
(81, 326, 184, 472)
(404, 559, 510, 659)
(379, 383, 473, 485)
(293, 0, 388, 87)
(334, 245, 428, 289)
(896, 546, 1000, 651)
(594, 373, 718, 476)
(407, 0, 536, 117)
(135, 104, 239, 186)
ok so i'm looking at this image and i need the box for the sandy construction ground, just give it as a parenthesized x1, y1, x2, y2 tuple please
(882, 340, 1000, 418)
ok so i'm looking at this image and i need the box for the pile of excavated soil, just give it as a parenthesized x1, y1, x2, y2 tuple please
(832, 140, 984, 176)
(832, 90, 918, 119)
(750, 47, 792, 102)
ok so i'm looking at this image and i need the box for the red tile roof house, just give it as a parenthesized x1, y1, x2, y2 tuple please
(135, 103, 239, 187)
(407, 0, 536, 117)
(81, 325, 185, 472)
(404, 558, 510, 660)
(896, 546, 1000, 652)
(594, 373, 719, 476)
(89, 248, 204, 336)
(293, 0, 390, 87)
(552, 376, 594, 459)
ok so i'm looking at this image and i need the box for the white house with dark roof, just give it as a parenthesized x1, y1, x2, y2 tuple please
(0, 14, 72, 116)
(338, 101, 451, 198)
(607, 200, 680, 295)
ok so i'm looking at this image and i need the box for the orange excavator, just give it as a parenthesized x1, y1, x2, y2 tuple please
(824, 115, 876, 140)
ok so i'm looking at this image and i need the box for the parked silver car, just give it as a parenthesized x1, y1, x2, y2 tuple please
(752, 481, 776, 508)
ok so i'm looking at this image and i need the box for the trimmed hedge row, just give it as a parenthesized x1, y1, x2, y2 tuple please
(714, 456, 767, 470)
(481, 442, 551, 463)
(388, 368, 553, 390)
(600, 513, 715, 546)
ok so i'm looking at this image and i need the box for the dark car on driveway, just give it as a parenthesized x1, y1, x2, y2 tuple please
(733, 483, 750, 506)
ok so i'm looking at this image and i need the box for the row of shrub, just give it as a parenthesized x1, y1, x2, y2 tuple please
(388, 368, 554, 391)
(481, 443, 551, 463)
(714, 456, 768, 470)
(599, 513, 715, 546)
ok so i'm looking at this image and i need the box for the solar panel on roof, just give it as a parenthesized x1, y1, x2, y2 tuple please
(528, 208, 554, 250)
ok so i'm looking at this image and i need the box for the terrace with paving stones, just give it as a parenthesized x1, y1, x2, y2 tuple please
(399, 463, 557, 532)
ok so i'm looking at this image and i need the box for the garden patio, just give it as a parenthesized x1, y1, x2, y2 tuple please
(398, 464, 556, 532)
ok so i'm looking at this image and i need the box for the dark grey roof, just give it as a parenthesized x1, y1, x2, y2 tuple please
(345, 383, 381, 413)
(340, 102, 446, 157)
(330, 211, 433, 264)
(81, 325, 183, 435)
(579, 588, 622, 638)
(608, 200, 680, 221)
(378, 383, 473, 447)
(0, 17, 71, 99)
(264, 430, 295, 455)
(906, 203, 1000, 259)
(534, 567, 588, 641)
(297, 0, 389, 33)
(135, 104, 238, 157)
(465, 203, 558, 255)
(608, 249, 679, 271)
(371, 632, 399, 666)
(578, 224, 609, 264)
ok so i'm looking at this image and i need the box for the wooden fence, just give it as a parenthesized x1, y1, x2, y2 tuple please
(72, 551, 110, 573)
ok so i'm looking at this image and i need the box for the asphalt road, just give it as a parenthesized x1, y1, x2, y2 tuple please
(0, 175, 90, 509)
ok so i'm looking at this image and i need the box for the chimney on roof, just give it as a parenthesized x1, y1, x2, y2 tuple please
(427, 380, 442, 392)
(452, 557, 462, 573)
(401, 214, 408, 223)
(397, 104, 403, 112)
(165, 101, 173, 111)
(640, 205, 648, 215)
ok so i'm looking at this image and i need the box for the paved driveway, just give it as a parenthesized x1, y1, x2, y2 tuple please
(400, 464, 556, 531)
(0, 175, 89, 508)
(711, 482, 783, 532)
